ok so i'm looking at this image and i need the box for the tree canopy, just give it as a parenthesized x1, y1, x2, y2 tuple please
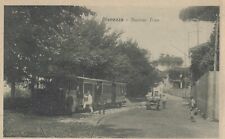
(153, 54, 183, 69)
(168, 67, 189, 80)
(4, 6, 95, 96)
(4, 6, 160, 98)
(179, 6, 219, 81)
(189, 42, 215, 81)
(179, 6, 219, 22)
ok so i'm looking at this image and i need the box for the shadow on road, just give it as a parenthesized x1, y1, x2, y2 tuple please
(127, 97, 146, 103)
(95, 124, 143, 138)
(4, 97, 32, 114)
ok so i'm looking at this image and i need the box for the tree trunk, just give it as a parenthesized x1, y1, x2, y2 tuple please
(11, 81, 16, 98)
(30, 78, 35, 110)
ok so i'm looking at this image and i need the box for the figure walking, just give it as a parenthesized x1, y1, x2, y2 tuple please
(190, 96, 197, 122)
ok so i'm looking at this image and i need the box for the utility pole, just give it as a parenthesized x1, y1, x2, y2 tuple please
(189, 19, 200, 100)
(185, 32, 191, 99)
(197, 20, 200, 47)
(214, 15, 219, 71)
(187, 34, 189, 60)
(192, 18, 200, 48)
(187, 31, 194, 99)
(213, 14, 219, 120)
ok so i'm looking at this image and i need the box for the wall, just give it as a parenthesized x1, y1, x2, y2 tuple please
(207, 72, 219, 120)
(191, 71, 219, 121)
(195, 73, 208, 116)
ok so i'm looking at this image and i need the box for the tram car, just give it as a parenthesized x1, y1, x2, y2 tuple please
(32, 75, 127, 115)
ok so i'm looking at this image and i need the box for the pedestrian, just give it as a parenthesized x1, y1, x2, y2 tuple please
(161, 94, 168, 109)
(98, 93, 105, 115)
(76, 86, 82, 109)
(83, 92, 88, 110)
(95, 84, 105, 115)
(83, 91, 94, 113)
(190, 96, 197, 122)
(87, 91, 94, 113)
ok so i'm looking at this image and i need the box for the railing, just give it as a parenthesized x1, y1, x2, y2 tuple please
(164, 88, 190, 98)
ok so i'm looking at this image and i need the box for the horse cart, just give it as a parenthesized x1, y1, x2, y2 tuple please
(145, 90, 161, 110)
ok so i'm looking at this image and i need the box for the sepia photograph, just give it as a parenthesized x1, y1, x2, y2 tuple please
(3, 4, 220, 138)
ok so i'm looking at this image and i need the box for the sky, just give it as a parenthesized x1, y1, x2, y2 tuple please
(89, 6, 215, 66)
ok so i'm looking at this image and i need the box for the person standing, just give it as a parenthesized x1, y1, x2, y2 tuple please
(83, 92, 88, 110)
(96, 83, 105, 115)
(87, 91, 94, 113)
(161, 94, 168, 109)
(190, 96, 197, 122)
(83, 91, 93, 112)
(98, 97, 105, 114)
(83, 91, 93, 113)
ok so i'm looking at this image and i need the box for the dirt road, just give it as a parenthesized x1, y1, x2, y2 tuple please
(93, 95, 218, 138)
(4, 95, 218, 138)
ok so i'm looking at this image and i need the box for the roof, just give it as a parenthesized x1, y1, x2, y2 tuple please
(77, 76, 126, 85)
(36, 74, 126, 85)
(77, 76, 112, 83)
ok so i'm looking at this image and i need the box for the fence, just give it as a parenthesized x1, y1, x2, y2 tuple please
(164, 88, 191, 98)
(191, 71, 219, 121)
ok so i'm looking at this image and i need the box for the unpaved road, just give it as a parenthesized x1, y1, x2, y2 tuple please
(93, 95, 218, 138)
(4, 95, 218, 138)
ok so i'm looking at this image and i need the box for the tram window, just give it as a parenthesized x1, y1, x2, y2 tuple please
(71, 80, 78, 90)
(84, 83, 93, 95)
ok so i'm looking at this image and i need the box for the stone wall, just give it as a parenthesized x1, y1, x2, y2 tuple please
(191, 71, 219, 121)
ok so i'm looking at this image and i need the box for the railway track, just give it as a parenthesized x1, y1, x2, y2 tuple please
(89, 115, 106, 138)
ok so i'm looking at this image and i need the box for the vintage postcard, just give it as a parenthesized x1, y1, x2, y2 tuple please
(1, 0, 224, 138)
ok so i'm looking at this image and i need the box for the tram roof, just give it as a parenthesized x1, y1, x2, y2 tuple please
(76, 76, 126, 85)
(37, 74, 126, 85)
(77, 76, 111, 83)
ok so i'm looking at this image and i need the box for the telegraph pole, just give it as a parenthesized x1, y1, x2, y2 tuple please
(197, 20, 200, 47)
(192, 18, 200, 47)
(214, 15, 219, 71)
(187, 31, 193, 99)
(213, 14, 219, 120)
(189, 19, 200, 100)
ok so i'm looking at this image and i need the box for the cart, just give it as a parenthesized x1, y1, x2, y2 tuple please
(145, 91, 161, 110)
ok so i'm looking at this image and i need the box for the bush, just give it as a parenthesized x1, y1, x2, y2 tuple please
(4, 85, 31, 98)
(4, 97, 32, 113)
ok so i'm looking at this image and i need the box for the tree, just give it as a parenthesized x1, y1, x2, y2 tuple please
(179, 6, 219, 81)
(154, 54, 183, 69)
(179, 6, 219, 22)
(116, 40, 160, 97)
(44, 19, 160, 97)
(5, 6, 160, 99)
(4, 7, 33, 98)
(4, 6, 94, 97)
(189, 43, 214, 81)
(49, 19, 123, 80)
(168, 67, 189, 80)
